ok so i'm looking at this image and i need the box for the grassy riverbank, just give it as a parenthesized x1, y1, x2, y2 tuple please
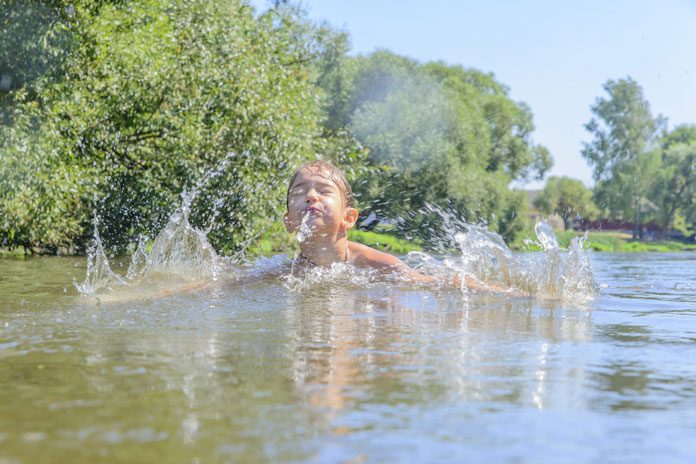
(0, 248, 27, 257)
(4, 228, 693, 258)
(256, 228, 696, 254)
(347, 229, 695, 254)
(566, 232, 695, 252)
(250, 226, 695, 257)
(347, 230, 423, 254)
(511, 230, 696, 252)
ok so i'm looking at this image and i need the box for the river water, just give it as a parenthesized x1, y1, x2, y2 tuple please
(1, 252, 695, 463)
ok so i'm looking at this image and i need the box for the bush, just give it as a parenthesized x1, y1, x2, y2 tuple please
(0, 0, 366, 254)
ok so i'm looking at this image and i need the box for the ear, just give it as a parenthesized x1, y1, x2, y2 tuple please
(342, 207, 359, 231)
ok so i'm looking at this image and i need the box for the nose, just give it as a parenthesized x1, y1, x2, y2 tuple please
(306, 188, 319, 202)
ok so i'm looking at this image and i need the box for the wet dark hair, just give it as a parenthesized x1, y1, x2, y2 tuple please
(286, 160, 355, 209)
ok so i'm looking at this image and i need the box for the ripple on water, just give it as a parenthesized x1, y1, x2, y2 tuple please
(3, 249, 696, 462)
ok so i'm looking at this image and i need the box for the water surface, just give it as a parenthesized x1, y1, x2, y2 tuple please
(1, 253, 695, 463)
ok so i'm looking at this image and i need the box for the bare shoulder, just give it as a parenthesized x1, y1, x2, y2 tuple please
(347, 241, 403, 270)
(347, 241, 436, 283)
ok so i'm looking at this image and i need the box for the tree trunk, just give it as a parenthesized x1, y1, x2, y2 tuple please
(562, 215, 572, 231)
(660, 205, 679, 240)
(633, 210, 640, 240)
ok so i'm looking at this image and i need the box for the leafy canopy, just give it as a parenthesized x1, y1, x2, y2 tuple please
(1, 0, 366, 254)
(1, 0, 553, 253)
(319, 50, 551, 243)
(582, 77, 663, 238)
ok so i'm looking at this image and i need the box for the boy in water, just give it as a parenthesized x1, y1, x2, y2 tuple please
(284, 160, 487, 289)
(284, 160, 412, 274)
(120, 160, 494, 301)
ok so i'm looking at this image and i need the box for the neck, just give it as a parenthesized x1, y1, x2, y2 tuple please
(299, 232, 349, 267)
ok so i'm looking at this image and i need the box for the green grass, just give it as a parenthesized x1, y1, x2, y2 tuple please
(347, 229, 422, 254)
(513, 229, 696, 252)
(7, 227, 692, 258)
(0, 248, 28, 258)
(246, 221, 298, 257)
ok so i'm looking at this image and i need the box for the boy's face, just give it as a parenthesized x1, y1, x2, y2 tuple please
(284, 168, 358, 237)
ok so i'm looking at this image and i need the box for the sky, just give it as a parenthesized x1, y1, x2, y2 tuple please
(252, 0, 696, 189)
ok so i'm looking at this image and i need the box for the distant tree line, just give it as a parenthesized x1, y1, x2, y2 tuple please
(534, 77, 696, 240)
(0, 0, 554, 254)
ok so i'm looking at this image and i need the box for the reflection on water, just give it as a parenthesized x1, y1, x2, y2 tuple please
(1, 253, 696, 462)
(284, 288, 593, 416)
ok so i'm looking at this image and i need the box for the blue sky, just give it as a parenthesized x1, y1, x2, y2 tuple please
(252, 0, 696, 189)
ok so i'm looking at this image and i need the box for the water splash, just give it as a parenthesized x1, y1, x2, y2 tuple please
(451, 225, 515, 286)
(77, 155, 234, 296)
(555, 233, 596, 302)
(445, 221, 596, 302)
(139, 191, 221, 280)
(77, 154, 596, 305)
(282, 262, 379, 292)
(75, 215, 126, 294)
(296, 213, 311, 243)
(535, 221, 559, 251)
(187, 152, 236, 228)
(78, 197, 221, 297)
(289, 213, 312, 276)
(399, 205, 597, 302)
(126, 234, 149, 280)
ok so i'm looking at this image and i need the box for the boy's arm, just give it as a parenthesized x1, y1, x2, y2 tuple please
(380, 254, 512, 293)
(403, 266, 512, 293)
(350, 242, 505, 292)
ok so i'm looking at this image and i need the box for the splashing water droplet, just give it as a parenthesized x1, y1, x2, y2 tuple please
(126, 235, 149, 280)
(78, 155, 236, 297)
(296, 213, 311, 243)
(75, 215, 126, 295)
(414, 205, 597, 303)
(139, 191, 221, 280)
(535, 221, 559, 251)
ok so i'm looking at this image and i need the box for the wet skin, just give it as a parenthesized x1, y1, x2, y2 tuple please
(284, 168, 406, 271)
(283, 168, 512, 292)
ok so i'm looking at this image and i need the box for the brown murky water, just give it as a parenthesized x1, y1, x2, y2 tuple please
(1, 253, 695, 463)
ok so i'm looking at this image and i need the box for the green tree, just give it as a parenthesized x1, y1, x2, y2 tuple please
(650, 125, 696, 236)
(582, 77, 664, 239)
(660, 124, 696, 149)
(0, 0, 366, 254)
(533, 176, 597, 230)
(0, 1, 72, 109)
(1, 0, 551, 254)
(324, 51, 551, 243)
